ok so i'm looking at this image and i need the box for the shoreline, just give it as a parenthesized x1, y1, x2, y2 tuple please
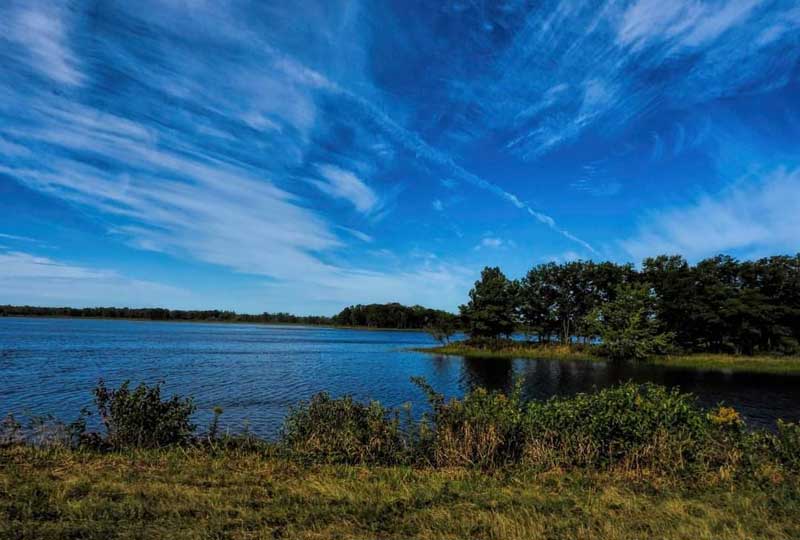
(415, 342, 800, 375)
(0, 315, 429, 333)
(413, 342, 600, 362)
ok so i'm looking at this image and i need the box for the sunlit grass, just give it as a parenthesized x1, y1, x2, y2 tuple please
(649, 353, 800, 375)
(2, 445, 798, 540)
(414, 342, 600, 362)
(415, 341, 800, 374)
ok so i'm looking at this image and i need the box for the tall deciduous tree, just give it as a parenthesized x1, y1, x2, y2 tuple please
(460, 267, 518, 340)
(584, 283, 673, 361)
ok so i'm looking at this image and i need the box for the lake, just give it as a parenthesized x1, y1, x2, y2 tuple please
(1, 317, 798, 437)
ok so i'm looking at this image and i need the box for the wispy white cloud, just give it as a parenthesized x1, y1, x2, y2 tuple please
(617, 0, 760, 50)
(430, 0, 799, 163)
(0, 250, 187, 306)
(6, 2, 84, 86)
(571, 162, 622, 197)
(259, 261, 475, 314)
(0, 232, 36, 242)
(432, 199, 444, 211)
(312, 164, 380, 214)
(474, 236, 516, 251)
(621, 167, 800, 261)
(0, 136, 31, 158)
(336, 226, 373, 243)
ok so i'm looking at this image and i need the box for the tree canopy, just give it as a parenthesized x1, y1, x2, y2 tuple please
(331, 303, 457, 330)
(459, 267, 518, 340)
(584, 283, 673, 361)
(462, 254, 800, 355)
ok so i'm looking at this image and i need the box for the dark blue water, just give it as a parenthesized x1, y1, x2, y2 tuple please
(1, 317, 798, 436)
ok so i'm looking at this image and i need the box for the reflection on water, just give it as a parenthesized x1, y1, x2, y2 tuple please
(1, 317, 798, 437)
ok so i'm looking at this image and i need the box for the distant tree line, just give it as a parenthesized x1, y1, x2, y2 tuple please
(332, 303, 458, 330)
(460, 254, 800, 356)
(0, 303, 459, 330)
(0, 306, 334, 326)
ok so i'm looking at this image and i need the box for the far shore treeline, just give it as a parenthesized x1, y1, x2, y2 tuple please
(0, 302, 453, 330)
(0, 305, 335, 326)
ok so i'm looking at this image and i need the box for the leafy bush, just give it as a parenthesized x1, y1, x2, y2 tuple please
(414, 377, 524, 468)
(522, 384, 712, 471)
(276, 379, 777, 478)
(280, 393, 406, 464)
(773, 420, 800, 470)
(93, 380, 196, 449)
(65, 376, 780, 482)
(584, 283, 674, 361)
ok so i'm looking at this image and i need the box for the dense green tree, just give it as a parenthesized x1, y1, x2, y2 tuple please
(460, 267, 518, 340)
(641, 255, 698, 349)
(584, 283, 673, 361)
(518, 265, 554, 342)
(331, 303, 457, 330)
(518, 260, 634, 344)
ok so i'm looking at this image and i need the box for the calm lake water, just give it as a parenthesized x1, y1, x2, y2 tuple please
(1, 317, 798, 436)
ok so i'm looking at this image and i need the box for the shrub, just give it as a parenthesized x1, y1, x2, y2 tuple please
(414, 377, 524, 468)
(268, 379, 791, 479)
(584, 283, 674, 361)
(93, 380, 196, 449)
(521, 383, 712, 471)
(280, 393, 406, 464)
(773, 420, 800, 471)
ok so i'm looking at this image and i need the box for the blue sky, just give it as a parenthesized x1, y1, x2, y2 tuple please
(1, 0, 799, 314)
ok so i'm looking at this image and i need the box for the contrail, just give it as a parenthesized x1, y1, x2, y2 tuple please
(276, 53, 598, 255)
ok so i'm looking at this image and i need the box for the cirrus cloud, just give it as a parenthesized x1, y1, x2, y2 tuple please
(621, 167, 800, 261)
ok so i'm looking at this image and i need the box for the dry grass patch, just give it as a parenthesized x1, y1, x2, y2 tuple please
(2, 447, 799, 540)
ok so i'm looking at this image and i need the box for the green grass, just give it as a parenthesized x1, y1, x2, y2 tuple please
(649, 353, 800, 375)
(415, 342, 800, 374)
(2, 445, 798, 540)
(414, 342, 600, 362)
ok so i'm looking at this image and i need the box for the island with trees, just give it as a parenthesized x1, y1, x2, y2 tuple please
(420, 253, 800, 374)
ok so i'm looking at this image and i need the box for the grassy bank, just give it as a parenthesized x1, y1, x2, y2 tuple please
(416, 342, 800, 374)
(414, 342, 599, 362)
(648, 353, 800, 374)
(2, 445, 798, 540)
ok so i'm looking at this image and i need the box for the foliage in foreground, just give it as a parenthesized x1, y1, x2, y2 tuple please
(4, 379, 800, 481)
(93, 379, 196, 449)
(281, 379, 800, 478)
(3, 379, 800, 538)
